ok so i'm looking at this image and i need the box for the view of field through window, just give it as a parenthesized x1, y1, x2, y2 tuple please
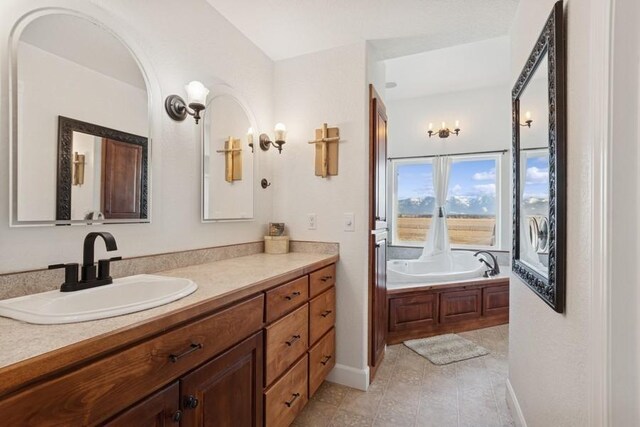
(394, 158, 498, 246)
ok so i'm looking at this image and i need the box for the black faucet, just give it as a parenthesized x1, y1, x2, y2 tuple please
(474, 250, 501, 277)
(48, 232, 121, 292)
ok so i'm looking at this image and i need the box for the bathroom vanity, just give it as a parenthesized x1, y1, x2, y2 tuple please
(0, 253, 337, 426)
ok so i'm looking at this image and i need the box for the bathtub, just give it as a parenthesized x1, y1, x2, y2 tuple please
(387, 251, 486, 286)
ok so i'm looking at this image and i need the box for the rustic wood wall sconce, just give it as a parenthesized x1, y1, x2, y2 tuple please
(216, 136, 242, 183)
(72, 152, 85, 186)
(308, 123, 340, 178)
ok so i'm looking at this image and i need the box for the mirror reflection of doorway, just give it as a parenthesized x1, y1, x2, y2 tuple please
(101, 138, 143, 219)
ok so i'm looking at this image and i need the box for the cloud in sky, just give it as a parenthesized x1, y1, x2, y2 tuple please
(472, 168, 496, 181)
(526, 166, 548, 183)
(473, 183, 496, 194)
(451, 184, 463, 195)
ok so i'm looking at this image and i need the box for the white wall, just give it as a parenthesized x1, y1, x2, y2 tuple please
(507, 0, 592, 425)
(610, 0, 640, 423)
(387, 85, 512, 250)
(16, 41, 148, 221)
(0, 0, 274, 273)
(272, 42, 371, 389)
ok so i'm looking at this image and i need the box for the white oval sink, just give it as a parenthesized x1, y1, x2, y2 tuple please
(0, 275, 197, 325)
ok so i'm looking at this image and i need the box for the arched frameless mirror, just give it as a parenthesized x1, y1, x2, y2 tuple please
(202, 90, 256, 221)
(10, 12, 150, 226)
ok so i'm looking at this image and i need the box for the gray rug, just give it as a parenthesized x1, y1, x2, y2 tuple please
(404, 334, 489, 365)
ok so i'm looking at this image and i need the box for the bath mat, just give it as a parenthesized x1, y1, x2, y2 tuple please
(404, 334, 489, 365)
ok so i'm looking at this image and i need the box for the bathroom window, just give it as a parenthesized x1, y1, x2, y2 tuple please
(391, 154, 501, 248)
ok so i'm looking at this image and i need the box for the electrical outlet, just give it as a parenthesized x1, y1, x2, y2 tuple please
(307, 213, 317, 230)
(343, 212, 355, 232)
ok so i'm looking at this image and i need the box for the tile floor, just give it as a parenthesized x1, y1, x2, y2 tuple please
(294, 325, 513, 427)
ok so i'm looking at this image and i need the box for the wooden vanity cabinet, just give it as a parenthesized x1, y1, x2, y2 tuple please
(0, 261, 338, 427)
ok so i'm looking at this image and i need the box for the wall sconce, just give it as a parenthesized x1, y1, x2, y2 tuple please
(260, 123, 287, 153)
(247, 128, 255, 153)
(428, 121, 461, 138)
(520, 111, 533, 128)
(308, 123, 340, 178)
(165, 81, 210, 124)
(72, 152, 85, 186)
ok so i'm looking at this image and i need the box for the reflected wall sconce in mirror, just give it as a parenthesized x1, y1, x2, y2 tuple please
(216, 137, 243, 183)
(427, 121, 461, 138)
(165, 81, 210, 124)
(247, 128, 255, 153)
(308, 123, 340, 178)
(520, 111, 533, 128)
(260, 123, 287, 153)
(72, 152, 85, 186)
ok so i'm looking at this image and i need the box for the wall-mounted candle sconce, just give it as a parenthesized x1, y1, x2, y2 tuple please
(260, 123, 287, 153)
(247, 127, 255, 153)
(520, 111, 533, 128)
(165, 81, 210, 124)
(308, 123, 340, 178)
(72, 152, 85, 186)
(216, 136, 242, 183)
(427, 121, 461, 138)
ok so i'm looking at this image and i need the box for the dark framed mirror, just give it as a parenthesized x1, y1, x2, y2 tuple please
(56, 116, 149, 222)
(512, 1, 566, 312)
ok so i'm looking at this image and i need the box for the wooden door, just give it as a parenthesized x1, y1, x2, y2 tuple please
(368, 85, 389, 381)
(370, 86, 388, 230)
(104, 383, 180, 427)
(180, 332, 263, 427)
(370, 234, 387, 377)
(101, 138, 143, 219)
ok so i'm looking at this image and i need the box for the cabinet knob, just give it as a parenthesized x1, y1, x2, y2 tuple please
(172, 410, 183, 422)
(184, 395, 199, 409)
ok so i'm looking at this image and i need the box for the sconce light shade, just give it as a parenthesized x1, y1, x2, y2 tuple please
(165, 80, 209, 124)
(274, 123, 287, 142)
(185, 81, 209, 107)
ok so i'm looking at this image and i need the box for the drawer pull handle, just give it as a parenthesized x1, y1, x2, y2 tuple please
(320, 275, 333, 282)
(169, 343, 203, 363)
(285, 291, 302, 301)
(321, 355, 333, 365)
(285, 393, 301, 408)
(285, 334, 301, 346)
(321, 310, 333, 318)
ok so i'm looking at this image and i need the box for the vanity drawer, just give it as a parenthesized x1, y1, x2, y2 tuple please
(264, 355, 308, 427)
(265, 304, 309, 386)
(308, 327, 336, 397)
(0, 295, 264, 426)
(309, 264, 335, 297)
(265, 276, 309, 323)
(309, 287, 336, 344)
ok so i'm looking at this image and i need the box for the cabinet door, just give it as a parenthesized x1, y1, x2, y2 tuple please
(180, 332, 263, 427)
(104, 383, 180, 427)
(370, 236, 387, 375)
(439, 289, 482, 324)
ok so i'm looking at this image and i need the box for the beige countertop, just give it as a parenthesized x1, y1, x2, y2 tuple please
(0, 251, 337, 392)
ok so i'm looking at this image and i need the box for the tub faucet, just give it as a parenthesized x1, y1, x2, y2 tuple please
(474, 251, 500, 277)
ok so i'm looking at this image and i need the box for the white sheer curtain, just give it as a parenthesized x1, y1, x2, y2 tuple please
(420, 156, 452, 260)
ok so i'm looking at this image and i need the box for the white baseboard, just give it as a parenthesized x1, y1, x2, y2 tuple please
(506, 378, 528, 427)
(326, 363, 370, 391)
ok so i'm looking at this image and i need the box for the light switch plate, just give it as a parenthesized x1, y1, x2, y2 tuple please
(307, 213, 317, 230)
(343, 212, 355, 232)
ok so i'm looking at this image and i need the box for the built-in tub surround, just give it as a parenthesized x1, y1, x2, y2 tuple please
(387, 251, 487, 284)
(0, 240, 338, 301)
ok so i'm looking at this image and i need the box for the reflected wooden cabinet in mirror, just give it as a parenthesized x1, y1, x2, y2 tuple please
(511, 0, 566, 312)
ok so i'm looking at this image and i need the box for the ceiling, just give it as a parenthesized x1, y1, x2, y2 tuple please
(20, 14, 146, 90)
(385, 36, 512, 100)
(206, 0, 519, 61)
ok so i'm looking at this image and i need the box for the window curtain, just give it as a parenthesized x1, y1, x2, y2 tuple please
(420, 156, 452, 260)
